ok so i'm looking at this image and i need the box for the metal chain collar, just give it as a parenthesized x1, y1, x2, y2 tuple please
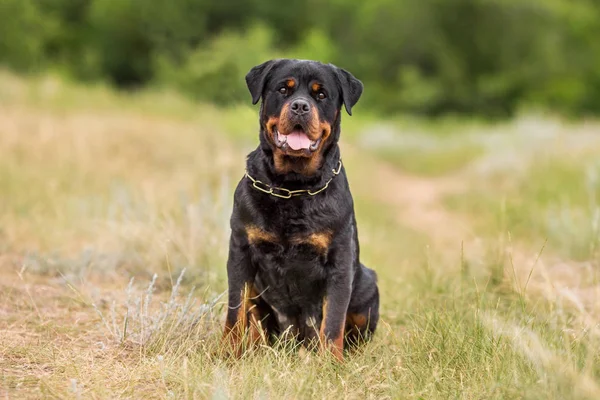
(245, 160, 343, 199)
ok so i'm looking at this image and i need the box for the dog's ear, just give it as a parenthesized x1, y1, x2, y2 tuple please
(245, 59, 282, 105)
(333, 66, 363, 116)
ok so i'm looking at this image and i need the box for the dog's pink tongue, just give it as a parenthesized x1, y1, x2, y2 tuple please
(286, 130, 311, 150)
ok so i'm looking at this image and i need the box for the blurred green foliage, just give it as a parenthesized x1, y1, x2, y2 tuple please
(1, 0, 599, 117)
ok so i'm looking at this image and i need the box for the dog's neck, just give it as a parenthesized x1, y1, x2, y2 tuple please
(248, 137, 341, 190)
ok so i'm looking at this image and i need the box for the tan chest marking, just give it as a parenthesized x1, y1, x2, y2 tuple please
(291, 230, 333, 254)
(245, 226, 332, 253)
(246, 225, 279, 244)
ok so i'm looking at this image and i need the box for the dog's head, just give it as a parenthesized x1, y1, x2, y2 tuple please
(246, 59, 363, 175)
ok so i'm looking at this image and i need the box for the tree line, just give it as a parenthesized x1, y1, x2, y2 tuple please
(1, 0, 598, 117)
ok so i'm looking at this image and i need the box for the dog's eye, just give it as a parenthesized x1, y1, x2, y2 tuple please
(279, 87, 288, 95)
(317, 91, 327, 100)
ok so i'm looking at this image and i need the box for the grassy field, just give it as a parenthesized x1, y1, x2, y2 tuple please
(1, 72, 600, 399)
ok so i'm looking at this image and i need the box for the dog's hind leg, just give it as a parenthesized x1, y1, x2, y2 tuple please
(345, 264, 380, 347)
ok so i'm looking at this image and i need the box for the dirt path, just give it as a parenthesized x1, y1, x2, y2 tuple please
(349, 145, 600, 318)
(344, 144, 472, 254)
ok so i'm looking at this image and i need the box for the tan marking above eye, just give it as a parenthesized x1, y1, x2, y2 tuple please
(246, 225, 279, 244)
(312, 82, 321, 92)
(286, 79, 296, 88)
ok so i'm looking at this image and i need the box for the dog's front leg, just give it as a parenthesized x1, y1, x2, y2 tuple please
(320, 250, 353, 361)
(222, 231, 259, 357)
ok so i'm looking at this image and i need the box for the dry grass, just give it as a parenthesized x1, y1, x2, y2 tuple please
(2, 72, 600, 399)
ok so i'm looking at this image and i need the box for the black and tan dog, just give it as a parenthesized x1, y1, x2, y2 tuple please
(223, 59, 379, 361)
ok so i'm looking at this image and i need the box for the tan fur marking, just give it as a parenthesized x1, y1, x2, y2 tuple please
(242, 284, 265, 347)
(319, 121, 332, 143)
(308, 231, 332, 250)
(306, 107, 322, 140)
(273, 152, 290, 175)
(312, 82, 321, 92)
(277, 104, 320, 141)
(266, 116, 279, 134)
(246, 225, 278, 244)
(247, 306, 265, 344)
(222, 283, 265, 357)
(272, 102, 331, 176)
(286, 79, 296, 88)
(266, 115, 280, 149)
(319, 298, 328, 339)
(292, 230, 332, 254)
(272, 103, 290, 174)
(319, 297, 344, 361)
(329, 334, 344, 361)
(346, 313, 368, 330)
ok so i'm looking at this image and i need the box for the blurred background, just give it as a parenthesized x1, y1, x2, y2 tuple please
(3, 1, 600, 398)
(2, 0, 600, 117)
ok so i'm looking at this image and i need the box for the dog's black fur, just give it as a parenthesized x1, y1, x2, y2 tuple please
(223, 59, 379, 360)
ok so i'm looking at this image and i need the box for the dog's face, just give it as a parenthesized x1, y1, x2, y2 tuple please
(246, 59, 363, 175)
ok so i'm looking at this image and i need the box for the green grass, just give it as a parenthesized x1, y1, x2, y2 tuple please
(377, 144, 484, 176)
(351, 125, 487, 176)
(2, 72, 600, 399)
(446, 154, 600, 262)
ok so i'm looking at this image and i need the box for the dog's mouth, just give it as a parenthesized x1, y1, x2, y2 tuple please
(274, 125, 321, 153)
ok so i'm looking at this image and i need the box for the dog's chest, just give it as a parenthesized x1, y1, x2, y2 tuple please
(248, 221, 330, 314)
(244, 203, 330, 273)
(245, 197, 333, 255)
(245, 223, 331, 261)
(246, 220, 330, 310)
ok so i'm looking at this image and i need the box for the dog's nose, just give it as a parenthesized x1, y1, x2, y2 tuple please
(290, 99, 310, 116)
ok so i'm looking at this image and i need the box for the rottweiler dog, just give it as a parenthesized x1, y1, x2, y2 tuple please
(223, 59, 379, 361)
